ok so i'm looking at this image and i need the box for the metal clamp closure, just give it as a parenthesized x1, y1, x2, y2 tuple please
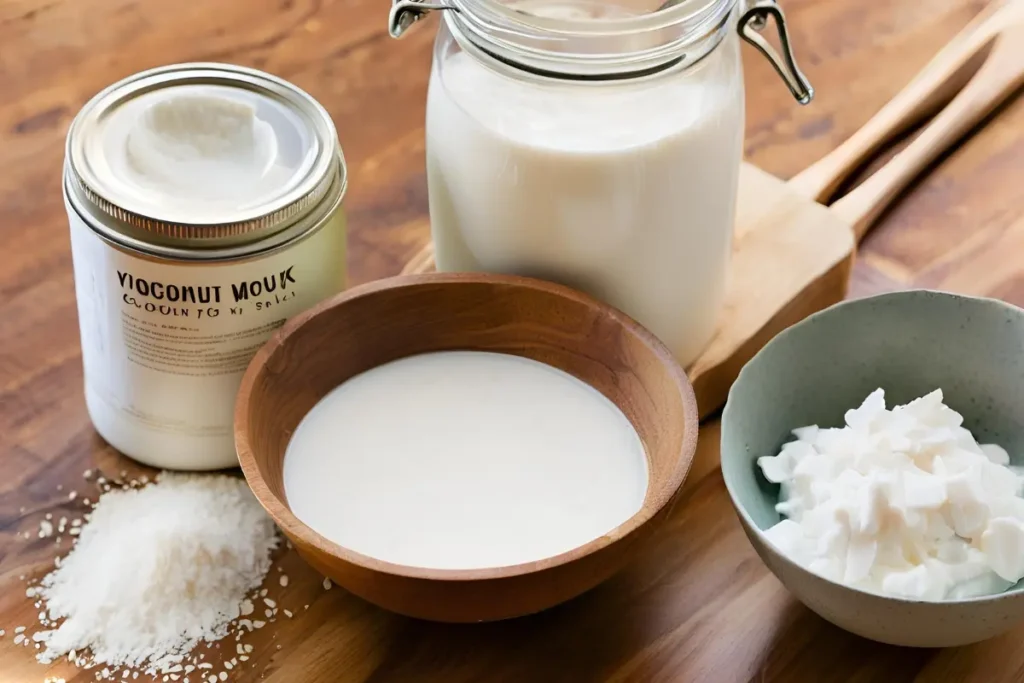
(389, 0, 815, 107)
(739, 0, 814, 104)
(389, 0, 458, 39)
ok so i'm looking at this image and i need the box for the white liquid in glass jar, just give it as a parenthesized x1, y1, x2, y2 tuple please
(283, 351, 649, 570)
(426, 0, 745, 365)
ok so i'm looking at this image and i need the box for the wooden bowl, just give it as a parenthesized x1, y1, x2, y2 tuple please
(235, 272, 698, 623)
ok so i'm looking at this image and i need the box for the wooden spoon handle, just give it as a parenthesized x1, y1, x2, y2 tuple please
(830, 23, 1024, 242)
(788, 0, 1015, 203)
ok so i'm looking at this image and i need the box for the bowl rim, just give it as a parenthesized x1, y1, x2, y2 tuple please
(721, 288, 1024, 605)
(235, 271, 699, 582)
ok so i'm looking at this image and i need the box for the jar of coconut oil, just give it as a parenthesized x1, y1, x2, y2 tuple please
(390, 0, 811, 366)
(65, 63, 347, 470)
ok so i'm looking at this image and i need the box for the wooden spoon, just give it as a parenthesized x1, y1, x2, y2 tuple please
(789, 0, 1024, 203)
(827, 19, 1024, 240)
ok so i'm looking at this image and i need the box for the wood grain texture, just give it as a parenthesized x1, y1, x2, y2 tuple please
(235, 273, 697, 623)
(4, 0, 1024, 681)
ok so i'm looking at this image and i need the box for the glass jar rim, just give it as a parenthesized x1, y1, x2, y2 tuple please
(389, 0, 813, 102)
(449, 0, 736, 35)
(442, 0, 737, 80)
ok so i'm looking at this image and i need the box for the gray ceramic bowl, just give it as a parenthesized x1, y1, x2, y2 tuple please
(722, 290, 1024, 647)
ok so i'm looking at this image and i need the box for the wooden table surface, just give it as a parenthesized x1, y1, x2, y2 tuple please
(3, 0, 1024, 681)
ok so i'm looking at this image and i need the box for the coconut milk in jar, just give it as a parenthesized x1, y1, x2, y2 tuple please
(65, 63, 347, 470)
(390, 0, 811, 366)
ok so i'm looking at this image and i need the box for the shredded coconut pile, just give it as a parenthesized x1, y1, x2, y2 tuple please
(758, 389, 1024, 601)
(31, 473, 279, 673)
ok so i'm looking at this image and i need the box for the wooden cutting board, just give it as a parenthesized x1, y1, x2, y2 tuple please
(402, 0, 1024, 419)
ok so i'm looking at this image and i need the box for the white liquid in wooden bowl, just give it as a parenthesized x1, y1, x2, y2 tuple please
(283, 351, 649, 570)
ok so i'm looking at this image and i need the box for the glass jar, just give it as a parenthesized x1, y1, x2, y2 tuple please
(390, 0, 810, 366)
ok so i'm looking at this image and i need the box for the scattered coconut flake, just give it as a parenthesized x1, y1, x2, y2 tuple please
(323, 578, 332, 590)
(283, 609, 293, 618)
(14, 634, 25, 645)
(30, 473, 279, 672)
(279, 575, 288, 587)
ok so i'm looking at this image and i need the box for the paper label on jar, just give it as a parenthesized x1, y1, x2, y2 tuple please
(115, 265, 301, 376)
(69, 205, 347, 445)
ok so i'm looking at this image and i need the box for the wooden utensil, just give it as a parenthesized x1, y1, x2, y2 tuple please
(235, 272, 698, 623)
(402, 0, 1024, 418)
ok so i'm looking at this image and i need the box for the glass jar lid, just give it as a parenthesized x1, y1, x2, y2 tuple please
(389, 0, 813, 102)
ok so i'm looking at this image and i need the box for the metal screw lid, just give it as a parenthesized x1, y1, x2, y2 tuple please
(65, 63, 345, 247)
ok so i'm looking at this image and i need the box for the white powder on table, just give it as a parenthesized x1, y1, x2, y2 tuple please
(758, 389, 1024, 600)
(32, 473, 278, 673)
